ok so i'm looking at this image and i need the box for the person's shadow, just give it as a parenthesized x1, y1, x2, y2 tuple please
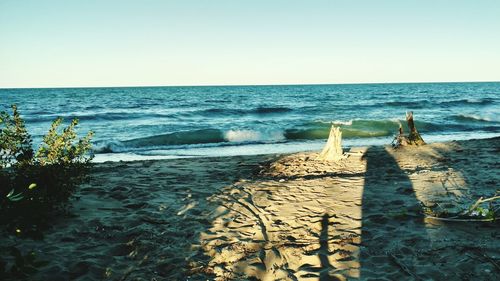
(360, 146, 430, 280)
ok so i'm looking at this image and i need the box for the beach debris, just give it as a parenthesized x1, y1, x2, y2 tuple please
(317, 125, 346, 161)
(393, 111, 425, 148)
(424, 194, 500, 222)
(388, 252, 422, 280)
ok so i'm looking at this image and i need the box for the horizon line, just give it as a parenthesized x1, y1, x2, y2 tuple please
(1, 80, 499, 90)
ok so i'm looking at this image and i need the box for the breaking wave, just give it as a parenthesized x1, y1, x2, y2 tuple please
(452, 114, 496, 123)
(93, 119, 447, 153)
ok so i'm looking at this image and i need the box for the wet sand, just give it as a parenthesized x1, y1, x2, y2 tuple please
(1, 137, 499, 280)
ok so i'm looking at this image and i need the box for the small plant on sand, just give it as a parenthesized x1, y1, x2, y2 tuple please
(0, 105, 94, 236)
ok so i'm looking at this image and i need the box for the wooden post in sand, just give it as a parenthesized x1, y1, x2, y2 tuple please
(317, 125, 345, 161)
(393, 111, 425, 147)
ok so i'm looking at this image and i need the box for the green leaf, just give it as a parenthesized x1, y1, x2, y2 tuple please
(6, 189, 14, 198)
(8, 193, 24, 202)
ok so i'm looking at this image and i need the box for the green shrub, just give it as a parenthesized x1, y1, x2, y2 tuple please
(0, 105, 33, 168)
(36, 117, 93, 166)
(0, 105, 94, 236)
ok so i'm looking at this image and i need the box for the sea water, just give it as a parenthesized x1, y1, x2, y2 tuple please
(1, 82, 499, 162)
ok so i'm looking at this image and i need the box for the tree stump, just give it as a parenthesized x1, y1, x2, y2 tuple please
(393, 111, 425, 147)
(406, 111, 425, 145)
(317, 125, 346, 161)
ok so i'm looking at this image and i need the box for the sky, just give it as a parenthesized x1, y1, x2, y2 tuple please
(1, 0, 499, 88)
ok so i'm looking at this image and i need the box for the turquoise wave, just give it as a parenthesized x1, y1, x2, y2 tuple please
(95, 119, 451, 153)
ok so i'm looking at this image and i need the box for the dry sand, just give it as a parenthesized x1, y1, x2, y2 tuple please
(1, 137, 499, 280)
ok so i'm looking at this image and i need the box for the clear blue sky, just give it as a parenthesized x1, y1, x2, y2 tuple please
(1, 0, 499, 88)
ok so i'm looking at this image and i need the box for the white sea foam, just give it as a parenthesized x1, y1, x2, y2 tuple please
(466, 98, 484, 104)
(224, 129, 285, 143)
(332, 120, 353, 126)
(456, 114, 493, 122)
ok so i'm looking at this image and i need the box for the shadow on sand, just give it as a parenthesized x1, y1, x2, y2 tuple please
(360, 146, 430, 280)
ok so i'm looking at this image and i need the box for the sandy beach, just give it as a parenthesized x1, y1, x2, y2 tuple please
(3, 1, 499, 279)
(1, 137, 499, 280)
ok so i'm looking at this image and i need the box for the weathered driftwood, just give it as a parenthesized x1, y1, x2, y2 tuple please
(425, 195, 500, 222)
(317, 125, 346, 161)
(393, 112, 425, 148)
(425, 216, 498, 222)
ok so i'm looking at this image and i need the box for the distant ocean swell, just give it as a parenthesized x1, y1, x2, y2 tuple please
(23, 106, 296, 123)
(24, 112, 177, 123)
(200, 106, 294, 116)
(382, 98, 495, 107)
(451, 114, 498, 123)
(22, 98, 496, 125)
(93, 119, 483, 154)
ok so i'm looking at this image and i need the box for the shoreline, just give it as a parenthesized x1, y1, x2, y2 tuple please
(92, 133, 500, 163)
(1, 137, 499, 280)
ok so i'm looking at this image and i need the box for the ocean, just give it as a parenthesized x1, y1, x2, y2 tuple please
(1, 82, 499, 162)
